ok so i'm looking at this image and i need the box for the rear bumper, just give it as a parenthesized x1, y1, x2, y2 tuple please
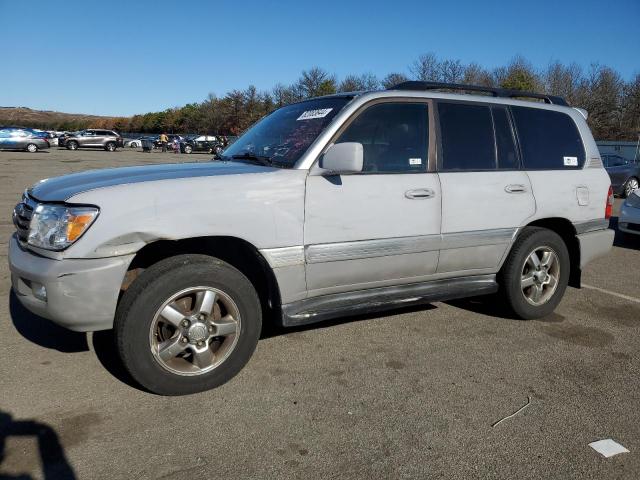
(9, 235, 133, 332)
(577, 228, 615, 269)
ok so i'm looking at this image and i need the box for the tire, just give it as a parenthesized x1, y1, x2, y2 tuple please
(66, 141, 78, 150)
(115, 254, 262, 395)
(213, 145, 222, 155)
(499, 227, 570, 320)
(623, 177, 639, 198)
(184, 145, 193, 154)
(26, 143, 38, 153)
(105, 142, 116, 152)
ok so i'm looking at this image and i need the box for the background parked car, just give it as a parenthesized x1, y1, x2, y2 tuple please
(619, 189, 640, 236)
(602, 153, 640, 197)
(180, 135, 224, 154)
(60, 129, 124, 151)
(0, 128, 50, 152)
(153, 134, 183, 149)
(125, 137, 144, 148)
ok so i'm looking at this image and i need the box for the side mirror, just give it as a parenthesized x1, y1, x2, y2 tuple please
(320, 142, 363, 174)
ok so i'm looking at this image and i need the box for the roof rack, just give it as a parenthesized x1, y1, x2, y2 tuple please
(387, 81, 568, 106)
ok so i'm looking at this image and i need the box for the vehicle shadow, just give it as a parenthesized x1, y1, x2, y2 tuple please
(0, 410, 76, 480)
(90, 330, 139, 390)
(9, 292, 88, 353)
(261, 303, 438, 339)
(610, 216, 640, 250)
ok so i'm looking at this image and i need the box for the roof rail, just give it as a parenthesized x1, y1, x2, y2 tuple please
(387, 81, 568, 106)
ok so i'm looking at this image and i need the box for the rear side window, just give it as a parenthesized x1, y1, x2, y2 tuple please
(492, 107, 519, 169)
(336, 102, 428, 173)
(511, 107, 585, 169)
(438, 102, 495, 170)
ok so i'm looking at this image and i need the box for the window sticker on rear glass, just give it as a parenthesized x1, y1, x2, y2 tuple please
(409, 158, 422, 165)
(563, 156, 578, 166)
(297, 108, 333, 121)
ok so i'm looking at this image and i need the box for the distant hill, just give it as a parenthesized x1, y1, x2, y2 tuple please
(0, 107, 128, 131)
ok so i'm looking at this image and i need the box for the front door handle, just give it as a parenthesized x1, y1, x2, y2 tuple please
(505, 184, 527, 194)
(405, 188, 435, 199)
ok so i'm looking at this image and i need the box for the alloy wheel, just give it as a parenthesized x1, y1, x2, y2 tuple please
(149, 286, 241, 376)
(520, 246, 560, 306)
(625, 178, 639, 197)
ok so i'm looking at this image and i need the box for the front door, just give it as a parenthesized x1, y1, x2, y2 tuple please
(435, 101, 535, 274)
(304, 100, 441, 297)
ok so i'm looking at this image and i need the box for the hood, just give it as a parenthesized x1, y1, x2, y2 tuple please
(29, 161, 276, 202)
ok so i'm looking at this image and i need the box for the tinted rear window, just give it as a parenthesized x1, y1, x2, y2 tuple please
(511, 107, 585, 169)
(439, 102, 495, 170)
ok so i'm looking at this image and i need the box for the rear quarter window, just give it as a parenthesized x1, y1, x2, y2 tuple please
(511, 107, 585, 170)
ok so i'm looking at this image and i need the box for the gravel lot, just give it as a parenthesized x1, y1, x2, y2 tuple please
(1, 147, 639, 479)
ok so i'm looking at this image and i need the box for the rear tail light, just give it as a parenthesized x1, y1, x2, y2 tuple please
(605, 185, 614, 219)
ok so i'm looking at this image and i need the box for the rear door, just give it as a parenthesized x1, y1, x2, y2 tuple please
(436, 101, 535, 274)
(304, 100, 441, 297)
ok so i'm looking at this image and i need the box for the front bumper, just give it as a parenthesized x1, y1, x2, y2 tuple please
(577, 228, 615, 268)
(619, 202, 640, 236)
(9, 235, 134, 332)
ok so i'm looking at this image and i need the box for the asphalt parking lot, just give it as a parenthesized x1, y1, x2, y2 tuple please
(0, 147, 639, 479)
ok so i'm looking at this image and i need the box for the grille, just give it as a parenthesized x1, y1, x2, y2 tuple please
(12, 193, 37, 243)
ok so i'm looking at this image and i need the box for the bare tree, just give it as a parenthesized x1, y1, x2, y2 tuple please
(439, 59, 465, 83)
(382, 72, 409, 89)
(462, 63, 495, 86)
(296, 67, 337, 98)
(338, 73, 380, 92)
(410, 52, 440, 81)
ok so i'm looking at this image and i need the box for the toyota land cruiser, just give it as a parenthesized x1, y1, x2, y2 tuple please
(9, 82, 614, 395)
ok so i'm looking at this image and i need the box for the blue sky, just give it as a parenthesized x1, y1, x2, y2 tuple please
(1, 0, 638, 116)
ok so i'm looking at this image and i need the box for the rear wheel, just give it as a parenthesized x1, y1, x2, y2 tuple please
(624, 177, 639, 198)
(66, 141, 78, 150)
(105, 142, 116, 152)
(499, 227, 570, 319)
(115, 254, 262, 395)
(26, 143, 38, 153)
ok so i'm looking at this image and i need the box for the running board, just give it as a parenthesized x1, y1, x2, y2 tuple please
(281, 274, 498, 327)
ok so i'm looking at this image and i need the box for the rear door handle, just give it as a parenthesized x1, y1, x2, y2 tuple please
(505, 184, 527, 194)
(405, 188, 435, 199)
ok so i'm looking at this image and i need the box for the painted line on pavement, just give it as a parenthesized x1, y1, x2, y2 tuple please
(582, 283, 640, 305)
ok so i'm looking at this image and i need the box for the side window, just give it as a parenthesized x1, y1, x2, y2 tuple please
(438, 102, 495, 170)
(492, 107, 519, 169)
(511, 106, 585, 169)
(336, 102, 428, 173)
(609, 155, 628, 167)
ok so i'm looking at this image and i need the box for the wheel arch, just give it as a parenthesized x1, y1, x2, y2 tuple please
(520, 217, 581, 288)
(121, 236, 282, 325)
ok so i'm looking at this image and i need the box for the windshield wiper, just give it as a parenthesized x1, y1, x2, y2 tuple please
(230, 153, 273, 167)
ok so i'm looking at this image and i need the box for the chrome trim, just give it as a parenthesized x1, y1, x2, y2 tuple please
(260, 246, 305, 268)
(281, 274, 498, 326)
(441, 228, 517, 249)
(586, 156, 603, 169)
(574, 218, 609, 234)
(304, 228, 517, 264)
(306, 235, 440, 264)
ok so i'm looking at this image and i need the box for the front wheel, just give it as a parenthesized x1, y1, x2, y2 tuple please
(26, 143, 38, 153)
(105, 142, 116, 152)
(115, 254, 262, 395)
(499, 227, 570, 319)
(66, 141, 78, 150)
(183, 145, 193, 154)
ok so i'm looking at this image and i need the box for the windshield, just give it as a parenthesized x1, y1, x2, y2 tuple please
(222, 96, 352, 168)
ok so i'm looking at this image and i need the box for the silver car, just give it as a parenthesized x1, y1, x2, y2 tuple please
(60, 129, 124, 151)
(0, 128, 50, 152)
(619, 189, 640, 236)
(9, 82, 614, 395)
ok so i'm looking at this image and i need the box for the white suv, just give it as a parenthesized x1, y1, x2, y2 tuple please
(10, 81, 614, 394)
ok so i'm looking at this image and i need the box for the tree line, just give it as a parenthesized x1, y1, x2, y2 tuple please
(24, 54, 640, 140)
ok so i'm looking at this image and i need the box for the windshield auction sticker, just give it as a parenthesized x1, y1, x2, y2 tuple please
(297, 108, 333, 121)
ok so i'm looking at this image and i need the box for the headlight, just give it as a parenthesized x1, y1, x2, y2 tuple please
(28, 204, 99, 250)
(624, 192, 640, 209)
